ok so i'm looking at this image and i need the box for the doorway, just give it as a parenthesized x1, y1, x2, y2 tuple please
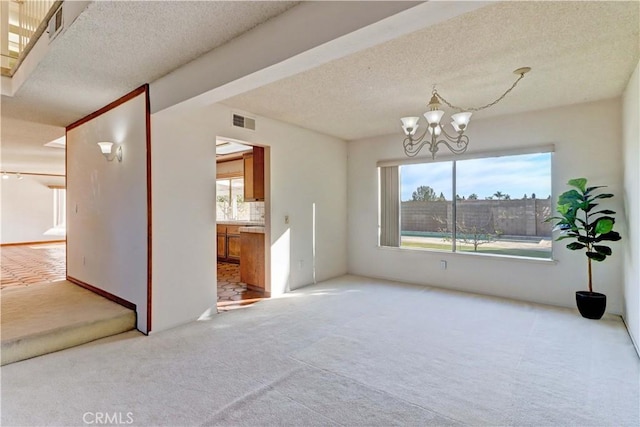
(215, 137, 269, 311)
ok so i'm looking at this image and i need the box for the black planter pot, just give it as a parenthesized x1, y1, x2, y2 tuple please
(575, 291, 607, 319)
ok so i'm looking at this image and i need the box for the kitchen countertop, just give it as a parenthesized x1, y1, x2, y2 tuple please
(239, 226, 265, 234)
(217, 221, 265, 226)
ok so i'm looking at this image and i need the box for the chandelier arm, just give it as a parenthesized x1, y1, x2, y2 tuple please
(403, 126, 430, 145)
(435, 134, 470, 155)
(438, 126, 461, 142)
(434, 72, 527, 112)
(403, 125, 434, 156)
(403, 136, 429, 157)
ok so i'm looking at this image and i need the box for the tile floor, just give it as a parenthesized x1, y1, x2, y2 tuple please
(216, 262, 267, 310)
(1, 243, 66, 289)
(1, 243, 265, 309)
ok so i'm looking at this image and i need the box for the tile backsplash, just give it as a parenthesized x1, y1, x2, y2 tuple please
(249, 202, 265, 222)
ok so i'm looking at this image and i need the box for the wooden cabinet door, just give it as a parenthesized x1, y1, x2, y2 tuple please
(217, 233, 226, 259)
(226, 225, 241, 235)
(227, 234, 241, 261)
(243, 153, 254, 200)
(240, 232, 265, 288)
(243, 147, 265, 201)
(253, 147, 265, 201)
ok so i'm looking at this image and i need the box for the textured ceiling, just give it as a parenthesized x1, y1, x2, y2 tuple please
(2, 1, 639, 173)
(1, 0, 298, 171)
(223, 1, 640, 141)
(2, 0, 299, 126)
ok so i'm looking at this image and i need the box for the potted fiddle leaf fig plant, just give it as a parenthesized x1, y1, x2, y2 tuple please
(546, 178, 621, 319)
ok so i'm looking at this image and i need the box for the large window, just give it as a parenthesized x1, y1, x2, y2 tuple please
(216, 178, 249, 221)
(44, 187, 66, 237)
(53, 188, 66, 229)
(381, 151, 553, 259)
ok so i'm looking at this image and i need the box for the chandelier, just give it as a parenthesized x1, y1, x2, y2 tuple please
(401, 67, 531, 159)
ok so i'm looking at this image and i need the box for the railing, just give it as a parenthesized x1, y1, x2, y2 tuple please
(1, 0, 59, 76)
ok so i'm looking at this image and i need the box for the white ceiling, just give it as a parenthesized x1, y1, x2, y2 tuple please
(223, 1, 640, 141)
(1, 0, 299, 172)
(1, 1, 638, 173)
(0, 117, 65, 174)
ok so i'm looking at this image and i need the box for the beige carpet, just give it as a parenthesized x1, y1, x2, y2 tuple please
(1, 280, 136, 365)
(1, 275, 638, 426)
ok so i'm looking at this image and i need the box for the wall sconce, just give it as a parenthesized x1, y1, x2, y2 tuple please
(97, 142, 123, 162)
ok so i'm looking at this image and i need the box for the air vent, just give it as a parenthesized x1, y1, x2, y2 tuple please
(48, 5, 64, 42)
(232, 113, 255, 131)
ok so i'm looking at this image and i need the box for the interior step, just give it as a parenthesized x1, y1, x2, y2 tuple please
(1, 280, 136, 365)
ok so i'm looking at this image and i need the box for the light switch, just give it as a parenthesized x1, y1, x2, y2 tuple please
(285, 215, 289, 224)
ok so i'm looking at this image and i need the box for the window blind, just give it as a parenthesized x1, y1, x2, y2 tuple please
(379, 166, 400, 247)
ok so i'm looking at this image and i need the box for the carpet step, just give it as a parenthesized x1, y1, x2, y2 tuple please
(1, 280, 137, 365)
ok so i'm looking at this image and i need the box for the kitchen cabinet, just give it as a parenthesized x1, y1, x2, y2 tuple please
(240, 229, 266, 293)
(217, 225, 241, 263)
(227, 234, 241, 262)
(243, 147, 265, 201)
(217, 233, 226, 259)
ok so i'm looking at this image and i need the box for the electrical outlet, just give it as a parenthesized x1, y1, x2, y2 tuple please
(440, 260, 447, 270)
(298, 260, 304, 270)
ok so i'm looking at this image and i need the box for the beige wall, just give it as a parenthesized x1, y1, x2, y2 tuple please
(1, 175, 66, 244)
(151, 103, 348, 332)
(622, 60, 639, 354)
(66, 93, 149, 333)
(348, 98, 625, 314)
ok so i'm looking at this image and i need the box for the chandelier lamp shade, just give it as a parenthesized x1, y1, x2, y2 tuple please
(401, 67, 531, 159)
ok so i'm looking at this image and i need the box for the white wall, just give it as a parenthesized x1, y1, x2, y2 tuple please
(66, 94, 149, 332)
(0, 175, 65, 244)
(348, 99, 625, 314)
(151, 103, 348, 332)
(622, 61, 639, 353)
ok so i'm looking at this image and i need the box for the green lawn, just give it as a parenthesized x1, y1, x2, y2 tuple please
(401, 241, 552, 259)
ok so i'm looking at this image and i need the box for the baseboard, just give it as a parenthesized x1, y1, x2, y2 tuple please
(67, 276, 137, 311)
(621, 316, 640, 359)
(247, 284, 270, 297)
(1, 240, 66, 247)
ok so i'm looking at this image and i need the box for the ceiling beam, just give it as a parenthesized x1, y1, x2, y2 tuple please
(151, 1, 494, 116)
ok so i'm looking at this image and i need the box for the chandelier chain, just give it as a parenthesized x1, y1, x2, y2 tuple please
(433, 72, 526, 112)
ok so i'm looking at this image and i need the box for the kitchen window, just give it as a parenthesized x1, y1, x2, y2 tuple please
(216, 177, 250, 221)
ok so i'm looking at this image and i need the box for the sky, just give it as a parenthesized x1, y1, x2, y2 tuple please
(400, 153, 552, 201)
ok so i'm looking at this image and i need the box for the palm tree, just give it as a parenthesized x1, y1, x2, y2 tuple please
(493, 191, 505, 200)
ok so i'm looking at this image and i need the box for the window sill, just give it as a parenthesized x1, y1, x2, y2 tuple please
(377, 244, 557, 265)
